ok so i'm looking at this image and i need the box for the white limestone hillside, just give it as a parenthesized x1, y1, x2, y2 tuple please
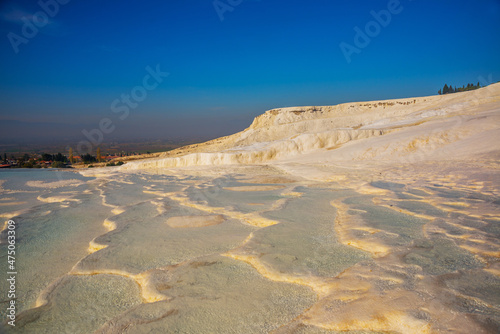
(122, 83, 500, 170)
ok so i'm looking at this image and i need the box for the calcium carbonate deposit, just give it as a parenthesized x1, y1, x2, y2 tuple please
(1, 84, 499, 333)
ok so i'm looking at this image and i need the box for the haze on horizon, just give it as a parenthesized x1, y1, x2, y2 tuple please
(1, 0, 499, 145)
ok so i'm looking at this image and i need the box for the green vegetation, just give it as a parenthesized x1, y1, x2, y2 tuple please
(21, 161, 34, 168)
(41, 152, 68, 162)
(106, 161, 124, 167)
(2, 144, 138, 169)
(438, 82, 481, 95)
(81, 153, 97, 164)
(51, 161, 67, 168)
(1, 152, 71, 168)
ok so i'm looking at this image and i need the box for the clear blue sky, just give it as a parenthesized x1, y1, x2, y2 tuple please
(1, 0, 499, 143)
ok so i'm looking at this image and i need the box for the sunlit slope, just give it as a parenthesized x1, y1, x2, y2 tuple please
(123, 83, 500, 170)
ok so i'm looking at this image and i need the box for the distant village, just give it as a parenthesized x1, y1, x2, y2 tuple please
(0, 150, 138, 169)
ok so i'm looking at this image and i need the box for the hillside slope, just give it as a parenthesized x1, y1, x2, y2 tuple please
(122, 83, 500, 170)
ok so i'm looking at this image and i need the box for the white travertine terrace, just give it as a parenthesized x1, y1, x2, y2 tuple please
(122, 83, 500, 172)
(2, 84, 499, 334)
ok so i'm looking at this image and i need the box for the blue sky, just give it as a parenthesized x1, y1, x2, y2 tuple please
(1, 0, 499, 143)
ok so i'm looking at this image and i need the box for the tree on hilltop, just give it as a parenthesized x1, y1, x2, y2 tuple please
(439, 81, 481, 95)
(443, 84, 449, 94)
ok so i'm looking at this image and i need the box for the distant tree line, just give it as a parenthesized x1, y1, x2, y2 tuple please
(42, 152, 69, 168)
(81, 153, 97, 164)
(2, 152, 70, 168)
(438, 82, 481, 95)
(2, 146, 129, 168)
(41, 152, 67, 162)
